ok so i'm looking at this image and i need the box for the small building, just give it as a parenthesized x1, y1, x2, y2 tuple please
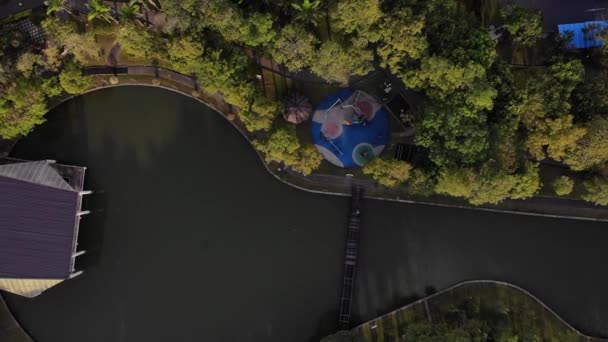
(558, 20, 608, 49)
(0, 157, 91, 298)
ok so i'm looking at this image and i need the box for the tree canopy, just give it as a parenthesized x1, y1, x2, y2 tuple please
(363, 158, 413, 187)
(553, 176, 574, 196)
(271, 24, 317, 72)
(3, 0, 608, 206)
(583, 176, 608, 205)
(59, 61, 93, 95)
(500, 1, 543, 47)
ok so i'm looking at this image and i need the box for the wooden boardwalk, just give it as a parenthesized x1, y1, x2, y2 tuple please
(338, 186, 363, 329)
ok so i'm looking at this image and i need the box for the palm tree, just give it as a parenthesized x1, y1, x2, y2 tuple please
(119, 0, 141, 23)
(45, 0, 77, 17)
(86, 0, 118, 24)
(291, 0, 321, 25)
(292, 0, 321, 12)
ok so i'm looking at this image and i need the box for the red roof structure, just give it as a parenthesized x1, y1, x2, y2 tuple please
(283, 93, 312, 124)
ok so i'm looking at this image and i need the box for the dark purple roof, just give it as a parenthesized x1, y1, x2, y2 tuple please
(0, 163, 79, 279)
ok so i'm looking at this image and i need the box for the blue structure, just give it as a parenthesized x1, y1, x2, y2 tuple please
(311, 89, 389, 168)
(558, 21, 608, 49)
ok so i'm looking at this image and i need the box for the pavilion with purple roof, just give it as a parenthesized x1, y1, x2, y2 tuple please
(0, 157, 92, 298)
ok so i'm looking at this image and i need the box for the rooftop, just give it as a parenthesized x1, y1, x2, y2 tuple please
(0, 158, 88, 297)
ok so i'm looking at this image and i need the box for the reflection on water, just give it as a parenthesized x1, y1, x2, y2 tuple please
(6, 87, 347, 342)
(76, 87, 182, 165)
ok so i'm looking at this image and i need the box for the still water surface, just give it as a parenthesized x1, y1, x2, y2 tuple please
(5, 87, 608, 341)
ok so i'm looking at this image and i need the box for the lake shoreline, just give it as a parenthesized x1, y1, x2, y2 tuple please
(6, 66, 603, 224)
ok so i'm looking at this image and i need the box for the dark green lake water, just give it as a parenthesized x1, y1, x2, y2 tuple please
(5, 87, 608, 341)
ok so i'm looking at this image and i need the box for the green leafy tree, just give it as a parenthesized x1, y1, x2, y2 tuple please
(239, 12, 276, 47)
(43, 40, 62, 71)
(487, 61, 525, 172)
(376, 8, 427, 77)
(167, 36, 205, 74)
(544, 59, 585, 115)
(329, 0, 381, 35)
(415, 96, 491, 167)
(253, 124, 322, 174)
(510, 162, 541, 199)
(42, 18, 100, 64)
(553, 176, 574, 196)
(500, 0, 543, 47)
(404, 56, 487, 98)
(117, 22, 166, 58)
(520, 60, 585, 160)
(435, 163, 540, 205)
(271, 24, 317, 72)
(199, 0, 243, 42)
(220, 81, 256, 111)
(310, 38, 373, 84)
(363, 158, 413, 187)
(525, 114, 587, 161)
(406, 168, 436, 196)
(570, 77, 608, 121)
(59, 61, 93, 95)
(15, 52, 44, 78)
(193, 49, 250, 101)
(292, 0, 321, 11)
(292, 145, 323, 175)
(240, 94, 280, 132)
(582, 176, 608, 205)
(87, 0, 118, 24)
(563, 117, 608, 170)
(46, 0, 75, 17)
(119, 0, 142, 23)
(0, 77, 50, 139)
(254, 124, 300, 165)
(424, 0, 496, 69)
(291, 0, 322, 25)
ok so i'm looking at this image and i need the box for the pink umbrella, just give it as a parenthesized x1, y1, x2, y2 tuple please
(283, 93, 312, 124)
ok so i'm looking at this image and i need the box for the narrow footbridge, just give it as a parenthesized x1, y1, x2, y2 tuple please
(338, 185, 363, 329)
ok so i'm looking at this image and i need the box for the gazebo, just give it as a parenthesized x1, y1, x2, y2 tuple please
(0, 158, 91, 298)
(282, 93, 312, 124)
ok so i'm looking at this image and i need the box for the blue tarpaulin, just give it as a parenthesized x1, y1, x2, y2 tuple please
(558, 21, 608, 49)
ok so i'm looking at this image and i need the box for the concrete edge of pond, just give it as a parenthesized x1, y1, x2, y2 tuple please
(355, 279, 608, 341)
(58, 76, 608, 222)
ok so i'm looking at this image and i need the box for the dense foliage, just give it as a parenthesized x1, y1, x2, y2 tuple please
(363, 158, 413, 187)
(0, 21, 90, 138)
(398, 291, 580, 342)
(2, 0, 608, 205)
(553, 176, 574, 196)
(254, 124, 322, 175)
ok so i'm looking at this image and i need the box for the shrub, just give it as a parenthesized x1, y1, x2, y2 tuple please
(363, 158, 413, 187)
(59, 62, 92, 94)
(552, 176, 574, 196)
(582, 176, 608, 206)
(292, 145, 323, 175)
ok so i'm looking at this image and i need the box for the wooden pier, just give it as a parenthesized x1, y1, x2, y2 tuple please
(338, 185, 363, 329)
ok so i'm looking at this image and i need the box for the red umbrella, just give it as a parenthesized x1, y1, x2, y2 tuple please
(283, 93, 312, 124)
